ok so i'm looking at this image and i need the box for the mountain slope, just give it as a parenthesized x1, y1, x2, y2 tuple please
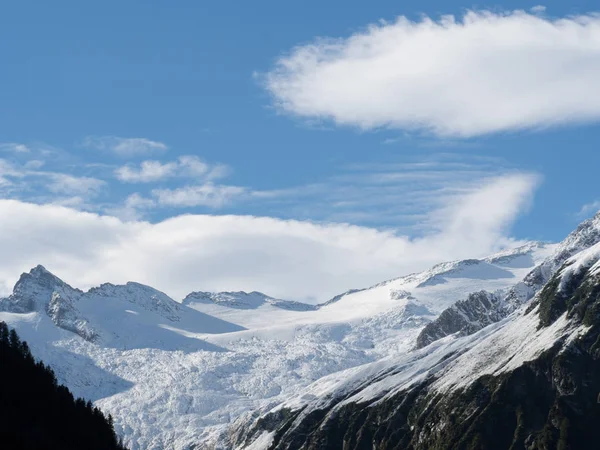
(415, 220, 600, 349)
(230, 237, 600, 450)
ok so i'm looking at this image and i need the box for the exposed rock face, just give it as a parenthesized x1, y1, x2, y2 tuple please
(415, 213, 600, 349)
(0, 266, 184, 342)
(230, 260, 600, 450)
(46, 292, 99, 342)
(416, 290, 501, 349)
(0, 264, 82, 313)
(0, 266, 97, 341)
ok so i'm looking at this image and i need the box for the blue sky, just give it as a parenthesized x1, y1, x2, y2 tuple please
(0, 2, 599, 300)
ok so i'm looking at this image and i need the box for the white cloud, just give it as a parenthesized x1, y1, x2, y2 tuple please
(46, 174, 106, 197)
(116, 160, 178, 183)
(152, 183, 246, 208)
(0, 143, 30, 153)
(0, 173, 538, 301)
(0, 158, 105, 202)
(114, 156, 227, 183)
(125, 192, 156, 209)
(577, 200, 600, 218)
(104, 193, 157, 221)
(242, 153, 518, 228)
(0, 159, 23, 186)
(427, 173, 539, 248)
(264, 9, 600, 137)
(24, 160, 45, 170)
(84, 136, 168, 157)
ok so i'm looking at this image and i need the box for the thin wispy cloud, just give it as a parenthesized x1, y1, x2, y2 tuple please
(263, 9, 600, 137)
(115, 156, 229, 183)
(84, 136, 168, 157)
(46, 173, 106, 197)
(0, 140, 538, 235)
(116, 160, 179, 183)
(152, 183, 246, 208)
(104, 193, 157, 221)
(0, 143, 30, 153)
(242, 153, 528, 231)
(24, 160, 45, 170)
(115, 153, 532, 233)
(0, 156, 106, 204)
(577, 200, 600, 219)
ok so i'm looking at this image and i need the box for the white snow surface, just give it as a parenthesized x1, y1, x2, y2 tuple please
(557, 240, 600, 293)
(266, 303, 581, 427)
(0, 242, 556, 449)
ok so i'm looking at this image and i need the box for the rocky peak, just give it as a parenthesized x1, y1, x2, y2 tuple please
(531, 212, 600, 284)
(2, 265, 81, 313)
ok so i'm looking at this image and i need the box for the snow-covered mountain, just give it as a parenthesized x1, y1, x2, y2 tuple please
(0, 237, 557, 449)
(0, 267, 244, 352)
(229, 215, 600, 450)
(14, 213, 600, 449)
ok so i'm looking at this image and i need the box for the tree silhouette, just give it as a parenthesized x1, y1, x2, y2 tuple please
(0, 321, 128, 450)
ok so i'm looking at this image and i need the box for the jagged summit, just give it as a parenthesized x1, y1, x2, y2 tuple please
(2, 265, 81, 313)
(1, 266, 244, 347)
(23, 264, 70, 285)
(522, 212, 600, 288)
(31, 263, 50, 274)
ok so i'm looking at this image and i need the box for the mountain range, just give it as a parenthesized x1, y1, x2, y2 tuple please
(2, 213, 600, 449)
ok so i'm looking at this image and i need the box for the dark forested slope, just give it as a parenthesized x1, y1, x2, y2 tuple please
(0, 321, 127, 450)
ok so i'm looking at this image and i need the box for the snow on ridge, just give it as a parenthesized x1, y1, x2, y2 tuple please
(87, 281, 182, 322)
(183, 290, 316, 311)
(326, 241, 549, 304)
(484, 241, 550, 263)
(556, 241, 600, 293)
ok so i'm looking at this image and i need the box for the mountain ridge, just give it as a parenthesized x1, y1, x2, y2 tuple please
(228, 214, 600, 450)
(0, 235, 570, 449)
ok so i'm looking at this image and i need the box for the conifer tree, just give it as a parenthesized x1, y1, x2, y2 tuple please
(0, 321, 128, 450)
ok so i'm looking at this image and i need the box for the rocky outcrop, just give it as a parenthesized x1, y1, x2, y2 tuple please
(0, 265, 82, 313)
(415, 213, 600, 349)
(46, 292, 99, 342)
(416, 290, 502, 349)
